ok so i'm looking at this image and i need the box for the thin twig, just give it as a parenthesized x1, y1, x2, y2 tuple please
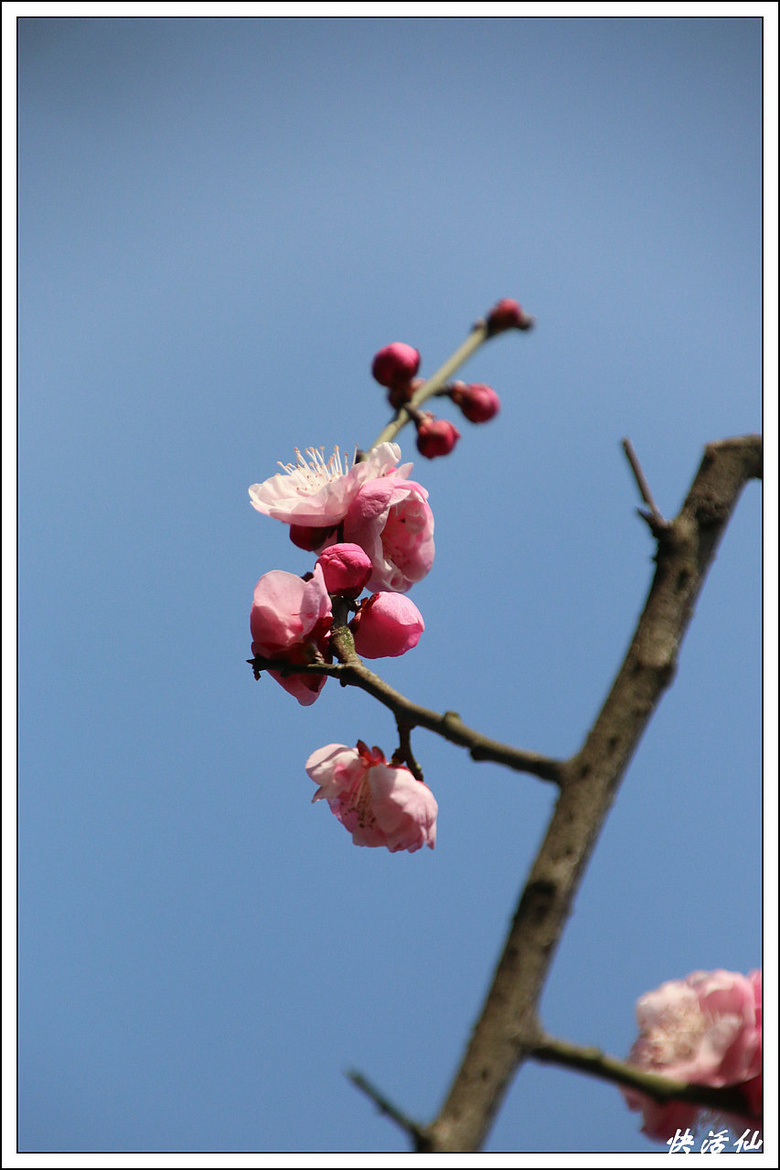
(622, 437, 668, 529)
(392, 718, 425, 783)
(531, 1034, 761, 1120)
(345, 1069, 427, 1145)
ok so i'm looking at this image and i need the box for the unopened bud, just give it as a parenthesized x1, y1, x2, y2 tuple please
(387, 376, 424, 411)
(371, 343, 421, 389)
(350, 592, 424, 658)
(416, 414, 460, 459)
(316, 543, 373, 599)
(289, 523, 338, 552)
(450, 381, 501, 423)
(486, 297, 534, 334)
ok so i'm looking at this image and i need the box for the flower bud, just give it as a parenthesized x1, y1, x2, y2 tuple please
(449, 381, 501, 423)
(316, 543, 373, 598)
(387, 375, 424, 412)
(486, 297, 534, 334)
(415, 414, 460, 459)
(350, 592, 424, 658)
(371, 343, 421, 389)
(289, 523, 338, 552)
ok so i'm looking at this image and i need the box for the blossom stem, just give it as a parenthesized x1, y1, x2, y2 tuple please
(392, 718, 425, 783)
(370, 321, 489, 451)
(531, 1034, 761, 1119)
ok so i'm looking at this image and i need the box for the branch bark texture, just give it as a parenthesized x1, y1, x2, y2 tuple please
(417, 435, 762, 1152)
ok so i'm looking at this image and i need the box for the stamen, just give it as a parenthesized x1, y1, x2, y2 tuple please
(276, 446, 351, 490)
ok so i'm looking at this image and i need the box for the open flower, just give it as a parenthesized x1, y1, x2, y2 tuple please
(250, 565, 332, 705)
(343, 472, 434, 592)
(622, 969, 762, 1142)
(306, 741, 437, 853)
(249, 443, 434, 592)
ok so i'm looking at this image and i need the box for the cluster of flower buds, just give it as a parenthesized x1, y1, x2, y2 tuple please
(371, 299, 531, 461)
(248, 443, 438, 851)
(249, 443, 433, 702)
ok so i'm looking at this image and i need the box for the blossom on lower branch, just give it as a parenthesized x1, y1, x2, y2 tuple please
(250, 565, 332, 706)
(622, 969, 762, 1142)
(306, 741, 437, 853)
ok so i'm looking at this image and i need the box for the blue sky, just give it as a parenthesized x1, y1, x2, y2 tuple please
(16, 13, 765, 1156)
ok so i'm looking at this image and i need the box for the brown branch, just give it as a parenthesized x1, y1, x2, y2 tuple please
(412, 434, 762, 1152)
(530, 1034, 761, 1122)
(249, 635, 563, 786)
(392, 717, 425, 783)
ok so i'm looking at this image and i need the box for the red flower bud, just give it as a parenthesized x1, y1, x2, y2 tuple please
(371, 343, 421, 389)
(450, 381, 501, 423)
(289, 523, 338, 552)
(415, 415, 460, 459)
(387, 376, 424, 411)
(485, 297, 534, 334)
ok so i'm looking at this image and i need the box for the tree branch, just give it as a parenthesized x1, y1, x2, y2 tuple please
(411, 434, 762, 1152)
(249, 633, 563, 785)
(530, 1034, 761, 1122)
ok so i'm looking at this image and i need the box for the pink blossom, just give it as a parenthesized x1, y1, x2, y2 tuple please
(416, 415, 460, 459)
(250, 565, 332, 705)
(371, 342, 421, 389)
(350, 592, 424, 658)
(248, 443, 434, 592)
(249, 444, 395, 528)
(316, 543, 373, 598)
(623, 969, 763, 1142)
(342, 473, 434, 592)
(306, 741, 437, 852)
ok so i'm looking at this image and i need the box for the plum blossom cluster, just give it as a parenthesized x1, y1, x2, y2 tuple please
(371, 298, 532, 461)
(622, 969, 762, 1142)
(249, 442, 436, 850)
(249, 443, 432, 700)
